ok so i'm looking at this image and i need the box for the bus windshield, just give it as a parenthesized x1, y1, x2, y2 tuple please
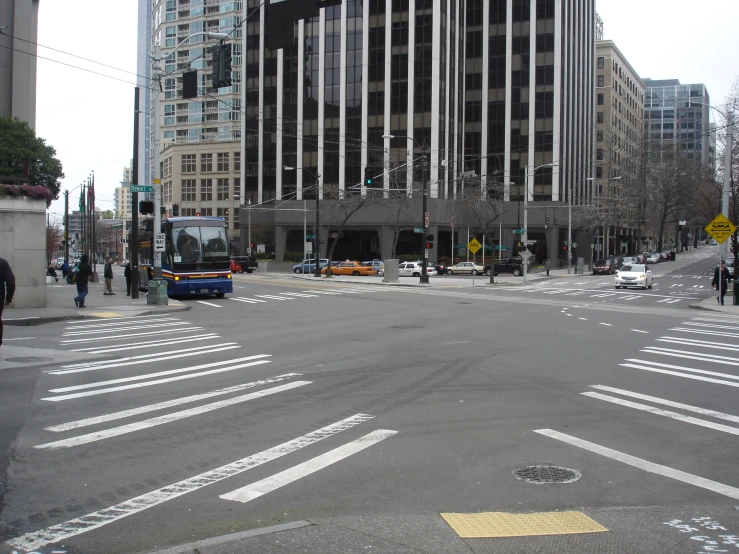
(173, 226, 228, 264)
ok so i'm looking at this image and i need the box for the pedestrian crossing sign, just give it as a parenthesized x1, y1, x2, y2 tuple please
(467, 238, 482, 254)
(704, 213, 736, 244)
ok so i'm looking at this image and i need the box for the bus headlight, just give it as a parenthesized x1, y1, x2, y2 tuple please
(174, 276, 180, 281)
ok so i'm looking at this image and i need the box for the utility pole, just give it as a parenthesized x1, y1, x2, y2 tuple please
(130, 86, 140, 299)
(64, 190, 69, 263)
(313, 173, 321, 277)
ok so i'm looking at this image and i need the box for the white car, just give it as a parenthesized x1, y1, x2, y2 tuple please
(398, 262, 437, 277)
(447, 261, 486, 275)
(646, 253, 661, 264)
(615, 263, 653, 290)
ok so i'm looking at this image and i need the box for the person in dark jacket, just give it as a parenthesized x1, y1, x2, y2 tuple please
(0, 257, 16, 346)
(124, 261, 132, 295)
(74, 254, 93, 308)
(103, 257, 115, 295)
(712, 260, 731, 305)
(61, 259, 69, 279)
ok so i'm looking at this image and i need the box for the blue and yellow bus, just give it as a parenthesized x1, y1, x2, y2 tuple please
(138, 216, 233, 298)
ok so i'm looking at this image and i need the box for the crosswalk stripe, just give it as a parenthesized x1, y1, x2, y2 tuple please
(230, 297, 266, 304)
(59, 327, 203, 344)
(534, 429, 739, 501)
(64, 317, 180, 331)
(303, 290, 341, 295)
(279, 292, 319, 298)
(7, 414, 374, 552)
(62, 314, 180, 326)
(48, 344, 241, 375)
(36, 381, 312, 450)
(62, 321, 191, 336)
(42, 359, 273, 402)
(620, 361, 739, 388)
(669, 328, 739, 339)
(254, 294, 294, 300)
(622, 295, 641, 300)
(45, 374, 303, 432)
(221, 429, 397, 504)
(582, 392, 739, 436)
(69, 334, 221, 353)
(589, 385, 739, 424)
(641, 347, 739, 367)
(681, 322, 739, 331)
(656, 337, 739, 352)
(690, 316, 739, 324)
(196, 301, 222, 308)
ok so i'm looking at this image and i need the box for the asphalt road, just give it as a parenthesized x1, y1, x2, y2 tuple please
(2, 251, 739, 553)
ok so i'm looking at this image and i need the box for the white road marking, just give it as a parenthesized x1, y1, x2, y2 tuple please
(656, 337, 739, 352)
(48, 345, 241, 375)
(46, 374, 302, 432)
(681, 322, 739, 332)
(599, 323, 612, 326)
(656, 298, 681, 304)
(279, 292, 319, 298)
(7, 414, 374, 552)
(59, 327, 204, 344)
(690, 316, 739, 324)
(620, 361, 739, 389)
(61, 321, 192, 337)
(579, 318, 588, 321)
(640, 347, 739, 367)
(221, 429, 397, 504)
(62, 314, 180, 325)
(196, 301, 222, 308)
(443, 340, 471, 345)
(2, 337, 37, 341)
(303, 290, 341, 295)
(230, 297, 265, 304)
(669, 328, 739, 339)
(64, 317, 180, 330)
(631, 329, 649, 334)
(36, 381, 311, 450)
(534, 428, 739, 501)
(582, 392, 739, 436)
(254, 294, 294, 300)
(43, 358, 272, 401)
(566, 313, 573, 317)
(69, 334, 220, 353)
(590, 385, 739, 424)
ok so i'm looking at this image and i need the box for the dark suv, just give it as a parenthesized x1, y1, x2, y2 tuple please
(234, 256, 258, 274)
(488, 257, 524, 277)
(592, 257, 617, 275)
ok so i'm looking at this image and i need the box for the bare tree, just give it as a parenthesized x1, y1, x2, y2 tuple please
(46, 223, 63, 264)
(320, 191, 370, 276)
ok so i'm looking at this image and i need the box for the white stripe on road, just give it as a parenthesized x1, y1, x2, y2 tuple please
(599, 323, 612, 326)
(64, 317, 180, 330)
(62, 321, 192, 337)
(69, 334, 220, 353)
(45, 374, 302, 432)
(278, 292, 319, 298)
(640, 347, 739, 367)
(63, 314, 180, 326)
(620, 362, 739, 389)
(48, 355, 272, 393)
(196, 301, 222, 308)
(656, 298, 681, 304)
(48, 345, 240, 375)
(631, 329, 649, 334)
(36, 381, 311, 450)
(681, 322, 739, 331)
(535, 428, 739, 501)
(221, 429, 397, 504)
(582, 392, 739, 436)
(690, 316, 739, 324)
(656, 337, 739, 352)
(590, 385, 739, 424)
(669, 328, 739, 339)
(623, 358, 739, 381)
(254, 294, 293, 300)
(231, 297, 267, 303)
(59, 327, 203, 344)
(7, 414, 374, 552)
(303, 290, 341, 295)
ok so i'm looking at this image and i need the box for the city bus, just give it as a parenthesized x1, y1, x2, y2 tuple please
(137, 216, 233, 298)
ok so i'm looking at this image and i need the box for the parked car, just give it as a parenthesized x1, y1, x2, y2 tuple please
(646, 252, 661, 264)
(293, 258, 329, 274)
(725, 259, 735, 278)
(322, 261, 378, 276)
(490, 257, 524, 276)
(621, 256, 638, 266)
(447, 261, 485, 276)
(230, 258, 243, 273)
(362, 260, 385, 275)
(615, 263, 653, 290)
(398, 261, 437, 277)
(233, 256, 258, 273)
(427, 261, 449, 275)
(593, 258, 618, 275)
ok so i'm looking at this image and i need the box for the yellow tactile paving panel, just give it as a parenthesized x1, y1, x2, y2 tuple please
(88, 312, 124, 318)
(440, 510, 608, 538)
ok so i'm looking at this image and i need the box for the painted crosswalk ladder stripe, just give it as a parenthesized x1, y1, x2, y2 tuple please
(69, 333, 221, 353)
(7, 414, 375, 552)
(640, 346, 739, 366)
(64, 317, 181, 330)
(59, 327, 204, 344)
(656, 336, 739, 352)
(221, 429, 397, 504)
(196, 301, 222, 307)
(62, 321, 190, 336)
(254, 295, 294, 300)
(620, 360, 739, 389)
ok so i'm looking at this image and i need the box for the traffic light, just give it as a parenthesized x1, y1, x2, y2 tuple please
(545, 215, 550, 226)
(196, 212, 201, 217)
(182, 70, 198, 99)
(554, 215, 558, 225)
(212, 43, 232, 88)
(364, 167, 373, 187)
(425, 234, 434, 249)
(139, 200, 154, 215)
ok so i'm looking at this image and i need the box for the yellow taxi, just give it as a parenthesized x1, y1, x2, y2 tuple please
(321, 260, 378, 276)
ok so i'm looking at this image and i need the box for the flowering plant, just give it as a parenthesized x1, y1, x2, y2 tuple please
(0, 184, 53, 202)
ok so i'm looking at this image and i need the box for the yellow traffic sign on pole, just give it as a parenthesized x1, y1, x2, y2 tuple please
(704, 213, 737, 244)
(467, 238, 482, 254)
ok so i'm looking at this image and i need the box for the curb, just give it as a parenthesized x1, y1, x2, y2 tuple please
(3, 304, 191, 327)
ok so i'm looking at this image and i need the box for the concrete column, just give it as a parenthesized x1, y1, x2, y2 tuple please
(274, 225, 288, 263)
(379, 225, 395, 261)
(547, 225, 559, 267)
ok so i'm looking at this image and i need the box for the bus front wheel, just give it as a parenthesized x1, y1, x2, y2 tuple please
(215, 292, 225, 299)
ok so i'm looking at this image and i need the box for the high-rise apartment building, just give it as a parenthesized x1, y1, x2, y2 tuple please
(114, 166, 133, 219)
(593, 40, 645, 257)
(643, 78, 711, 165)
(0, 0, 39, 130)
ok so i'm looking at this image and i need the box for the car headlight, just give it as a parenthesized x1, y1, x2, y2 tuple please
(638, 275, 644, 279)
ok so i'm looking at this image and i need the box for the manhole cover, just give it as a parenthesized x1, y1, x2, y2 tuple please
(4, 357, 53, 363)
(389, 325, 423, 329)
(512, 465, 581, 484)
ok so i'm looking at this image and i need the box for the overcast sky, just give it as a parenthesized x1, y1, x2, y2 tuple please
(38, 0, 739, 221)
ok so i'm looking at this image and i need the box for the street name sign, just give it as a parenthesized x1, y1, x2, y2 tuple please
(704, 213, 736, 244)
(512, 229, 524, 234)
(414, 227, 424, 233)
(154, 233, 166, 252)
(467, 238, 481, 254)
(130, 185, 153, 193)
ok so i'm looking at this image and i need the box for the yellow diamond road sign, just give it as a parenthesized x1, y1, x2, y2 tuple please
(467, 238, 482, 254)
(704, 213, 737, 244)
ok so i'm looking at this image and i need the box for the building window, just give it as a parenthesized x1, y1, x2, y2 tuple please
(217, 178, 229, 200)
(597, 93, 604, 106)
(200, 179, 213, 201)
(217, 152, 230, 172)
(201, 208, 213, 216)
(233, 210, 239, 230)
(597, 75, 604, 87)
(596, 130, 604, 142)
(597, 57, 604, 69)
(182, 179, 197, 201)
(233, 177, 240, 201)
(234, 152, 241, 172)
(596, 167, 603, 178)
(596, 148, 603, 160)
(182, 154, 196, 173)
(163, 157, 173, 178)
(182, 208, 196, 217)
(597, 111, 604, 123)
(163, 181, 172, 203)
(217, 208, 230, 226)
(201, 153, 213, 172)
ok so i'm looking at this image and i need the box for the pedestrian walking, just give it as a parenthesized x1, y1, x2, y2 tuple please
(103, 257, 115, 295)
(61, 259, 69, 279)
(712, 260, 731, 306)
(46, 265, 59, 282)
(73, 254, 93, 308)
(0, 257, 15, 347)
(124, 260, 132, 296)
(544, 258, 551, 276)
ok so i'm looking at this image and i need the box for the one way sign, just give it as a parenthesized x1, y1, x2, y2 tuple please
(154, 233, 166, 252)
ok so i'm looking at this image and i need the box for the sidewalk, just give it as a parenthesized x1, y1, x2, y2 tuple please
(690, 293, 739, 314)
(3, 273, 189, 327)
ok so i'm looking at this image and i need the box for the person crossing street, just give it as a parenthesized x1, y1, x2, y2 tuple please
(103, 257, 115, 295)
(712, 260, 731, 306)
(0, 256, 15, 347)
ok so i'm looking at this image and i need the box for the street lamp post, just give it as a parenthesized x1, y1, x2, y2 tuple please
(383, 134, 430, 284)
(285, 166, 321, 277)
(523, 163, 557, 284)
